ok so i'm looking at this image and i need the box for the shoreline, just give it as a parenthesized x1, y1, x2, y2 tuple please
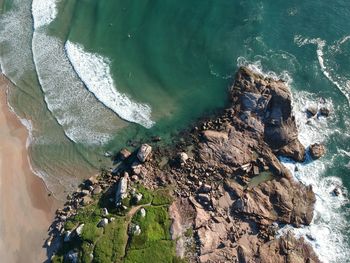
(0, 74, 60, 263)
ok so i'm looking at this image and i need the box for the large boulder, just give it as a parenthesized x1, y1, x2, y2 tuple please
(309, 143, 326, 160)
(137, 144, 152, 163)
(278, 139, 305, 162)
(115, 173, 129, 207)
(98, 218, 108, 228)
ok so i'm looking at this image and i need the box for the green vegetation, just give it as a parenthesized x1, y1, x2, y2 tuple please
(52, 185, 184, 263)
(124, 205, 175, 263)
(152, 188, 173, 206)
(93, 218, 128, 263)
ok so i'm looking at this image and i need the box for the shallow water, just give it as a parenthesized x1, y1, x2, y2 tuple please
(0, 0, 349, 261)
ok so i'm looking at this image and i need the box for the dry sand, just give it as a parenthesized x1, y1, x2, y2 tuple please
(0, 75, 60, 263)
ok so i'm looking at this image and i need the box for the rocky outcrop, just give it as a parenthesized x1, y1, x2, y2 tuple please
(233, 177, 315, 226)
(230, 67, 305, 161)
(309, 143, 326, 160)
(258, 234, 320, 263)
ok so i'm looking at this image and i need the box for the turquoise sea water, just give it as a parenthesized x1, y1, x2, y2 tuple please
(0, 0, 349, 262)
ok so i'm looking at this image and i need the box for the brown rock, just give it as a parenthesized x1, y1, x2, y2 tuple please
(309, 143, 326, 159)
(92, 185, 102, 195)
(119, 148, 131, 160)
(199, 127, 258, 171)
(86, 174, 99, 186)
(259, 234, 321, 263)
(278, 139, 305, 162)
(233, 178, 315, 226)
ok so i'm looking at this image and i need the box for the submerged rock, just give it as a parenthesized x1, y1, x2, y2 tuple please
(306, 106, 318, 118)
(319, 107, 330, 117)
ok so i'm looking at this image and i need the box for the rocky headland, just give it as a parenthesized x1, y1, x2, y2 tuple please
(48, 67, 326, 263)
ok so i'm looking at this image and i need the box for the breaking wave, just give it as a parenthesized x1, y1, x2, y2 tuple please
(31, 0, 58, 29)
(65, 41, 154, 129)
(294, 35, 350, 105)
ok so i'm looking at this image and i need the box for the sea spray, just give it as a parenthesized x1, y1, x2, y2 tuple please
(279, 91, 350, 263)
(65, 41, 155, 129)
(236, 58, 349, 262)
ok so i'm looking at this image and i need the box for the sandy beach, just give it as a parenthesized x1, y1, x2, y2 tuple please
(0, 75, 59, 263)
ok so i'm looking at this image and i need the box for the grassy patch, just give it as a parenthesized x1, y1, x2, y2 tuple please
(124, 240, 176, 263)
(129, 206, 171, 249)
(81, 223, 103, 243)
(52, 185, 182, 263)
(152, 188, 173, 206)
(93, 218, 128, 263)
(124, 204, 180, 263)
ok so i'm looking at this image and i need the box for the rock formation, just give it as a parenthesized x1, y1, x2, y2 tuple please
(309, 143, 326, 160)
(48, 67, 322, 263)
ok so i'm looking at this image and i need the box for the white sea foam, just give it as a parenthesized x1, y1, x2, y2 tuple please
(279, 91, 349, 263)
(278, 156, 349, 263)
(294, 35, 350, 105)
(237, 56, 293, 85)
(31, 27, 129, 144)
(0, 0, 36, 82)
(65, 41, 154, 128)
(31, 0, 58, 29)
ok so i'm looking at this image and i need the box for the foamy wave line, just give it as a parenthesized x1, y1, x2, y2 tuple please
(31, 0, 58, 29)
(237, 56, 293, 85)
(294, 35, 350, 105)
(278, 91, 349, 263)
(65, 41, 154, 128)
(279, 157, 349, 263)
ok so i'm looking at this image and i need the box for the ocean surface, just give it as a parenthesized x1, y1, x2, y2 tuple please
(0, 0, 349, 262)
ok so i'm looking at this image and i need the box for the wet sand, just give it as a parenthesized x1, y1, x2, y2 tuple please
(0, 75, 59, 263)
